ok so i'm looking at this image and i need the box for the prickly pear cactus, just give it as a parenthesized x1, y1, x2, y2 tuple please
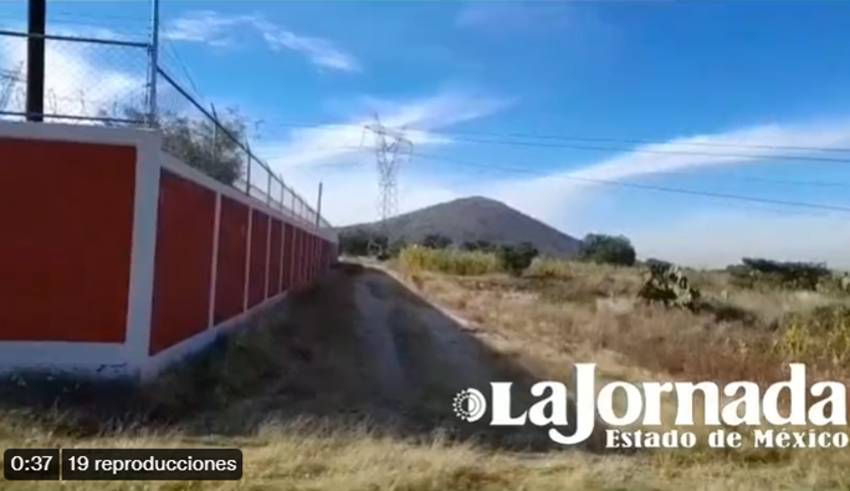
(638, 261, 701, 310)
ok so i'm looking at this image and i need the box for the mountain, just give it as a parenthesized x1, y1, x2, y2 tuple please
(338, 196, 582, 257)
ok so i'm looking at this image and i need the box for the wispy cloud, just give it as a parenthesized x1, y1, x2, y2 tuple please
(163, 11, 360, 72)
(570, 121, 850, 181)
(258, 90, 513, 169)
(485, 120, 850, 222)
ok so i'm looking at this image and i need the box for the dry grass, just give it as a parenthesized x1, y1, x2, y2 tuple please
(398, 245, 502, 276)
(3, 418, 850, 490)
(3, 260, 850, 489)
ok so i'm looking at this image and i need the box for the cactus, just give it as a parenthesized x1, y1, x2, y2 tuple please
(638, 261, 701, 310)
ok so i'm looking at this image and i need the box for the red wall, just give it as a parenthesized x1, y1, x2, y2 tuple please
(149, 169, 216, 355)
(268, 218, 282, 296)
(0, 138, 135, 342)
(214, 195, 249, 324)
(294, 228, 304, 287)
(0, 131, 335, 360)
(248, 209, 269, 308)
(283, 223, 294, 290)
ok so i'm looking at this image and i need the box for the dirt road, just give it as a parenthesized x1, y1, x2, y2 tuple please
(176, 262, 558, 448)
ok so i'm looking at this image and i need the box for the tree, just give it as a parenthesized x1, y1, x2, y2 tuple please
(160, 108, 247, 185)
(578, 233, 636, 266)
(338, 229, 372, 256)
(421, 233, 452, 249)
(388, 237, 409, 258)
(462, 240, 495, 252)
(731, 258, 831, 290)
(104, 106, 247, 186)
(498, 242, 539, 276)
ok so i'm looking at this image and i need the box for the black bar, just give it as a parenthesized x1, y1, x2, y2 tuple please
(26, 0, 46, 122)
(0, 29, 149, 48)
(61, 448, 242, 481)
(3, 448, 61, 481)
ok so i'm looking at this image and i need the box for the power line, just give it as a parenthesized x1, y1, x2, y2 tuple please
(410, 151, 850, 215)
(427, 135, 850, 165)
(162, 41, 204, 102)
(260, 144, 850, 189)
(414, 128, 850, 154)
(256, 119, 850, 156)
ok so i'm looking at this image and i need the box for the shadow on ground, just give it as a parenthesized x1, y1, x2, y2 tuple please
(0, 262, 605, 452)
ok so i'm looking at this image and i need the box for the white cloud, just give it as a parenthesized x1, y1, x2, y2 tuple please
(163, 11, 359, 72)
(258, 90, 512, 169)
(485, 120, 850, 225)
(571, 122, 850, 181)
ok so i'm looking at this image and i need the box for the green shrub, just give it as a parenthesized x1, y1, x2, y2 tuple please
(461, 240, 496, 252)
(398, 245, 501, 276)
(578, 234, 636, 266)
(338, 229, 387, 257)
(729, 258, 831, 291)
(421, 233, 453, 249)
(497, 242, 539, 276)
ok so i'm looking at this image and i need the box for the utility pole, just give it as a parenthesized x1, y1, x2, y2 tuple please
(26, 0, 45, 122)
(146, 0, 160, 125)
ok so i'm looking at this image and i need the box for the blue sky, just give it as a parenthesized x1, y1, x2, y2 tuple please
(2, 1, 850, 267)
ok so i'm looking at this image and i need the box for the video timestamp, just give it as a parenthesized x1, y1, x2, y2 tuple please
(4, 448, 242, 481)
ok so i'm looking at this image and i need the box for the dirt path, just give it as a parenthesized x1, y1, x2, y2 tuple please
(181, 262, 550, 447)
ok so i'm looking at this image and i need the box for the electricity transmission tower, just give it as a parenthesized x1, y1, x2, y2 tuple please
(363, 114, 413, 244)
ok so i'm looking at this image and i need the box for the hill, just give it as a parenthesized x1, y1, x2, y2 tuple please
(338, 196, 582, 256)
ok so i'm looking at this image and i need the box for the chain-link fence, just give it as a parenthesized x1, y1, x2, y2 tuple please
(0, 30, 149, 124)
(156, 68, 328, 229)
(0, 29, 331, 231)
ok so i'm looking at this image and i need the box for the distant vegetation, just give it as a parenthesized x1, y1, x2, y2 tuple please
(728, 257, 833, 291)
(577, 233, 637, 266)
(461, 240, 496, 252)
(497, 242, 539, 276)
(421, 233, 453, 249)
(338, 229, 386, 256)
(398, 245, 502, 276)
(398, 241, 539, 277)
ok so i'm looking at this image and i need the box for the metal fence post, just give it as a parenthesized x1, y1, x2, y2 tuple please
(146, 0, 160, 126)
(266, 171, 272, 205)
(316, 181, 323, 228)
(245, 147, 252, 195)
(26, 0, 46, 122)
